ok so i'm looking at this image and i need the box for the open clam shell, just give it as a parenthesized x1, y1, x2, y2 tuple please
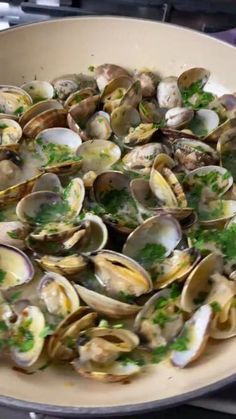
(180, 252, 224, 313)
(19, 99, 63, 129)
(123, 214, 182, 261)
(32, 173, 62, 193)
(120, 80, 142, 108)
(189, 109, 219, 137)
(10, 305, 46, 368)
(72, 358, 141, 383)
(204, 117, 236, 142)
(38, 272, 80, 318)
(0, 85, 33, 117)
(177, 67, 210, 91)
(124, 123, 160, 147)
(110, 105, 141, 137)
(86, 111, 112, 140)
(77, 140, 121, 173)
(64, 88, 96, 109)
(134, 289, 183, 349)
(165, 107, 194, 129)
(23, 108, 67, 139)
(210, 300, 236, 339)
(95, 65, 131, 92)
(36, 254, 87, 276)
(173, 138, 219, 171)
(139, 99, 162, 123)
(135, 71, 159, 98)
(122, 142, 168, 174)
(47, 307, 97, 361)
(171, 304, 212, 368)
(217, 127, 236, 180)
(74, 284, 140, 319)
(0, 244, 34, 291)
(0, 119, 22, 150)
(16, 191, 63, 225)
(91, 250, 152, 298)
(199, 199, 236, 227)
(0, 172, 42, 206)
(0, 221, 28, 249)
(69, 95, 100, 129)
(21, 81, 54, 103)
(73, 326, 140, 382)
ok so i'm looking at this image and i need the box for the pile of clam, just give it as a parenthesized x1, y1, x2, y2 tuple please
(0, 64, 236, 382)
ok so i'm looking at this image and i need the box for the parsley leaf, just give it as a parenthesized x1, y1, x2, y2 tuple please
(0, 269, 7, 284)
(210, 301, 221, 313)
(151, 345, 169, 363)
(135, 243, 166, 270)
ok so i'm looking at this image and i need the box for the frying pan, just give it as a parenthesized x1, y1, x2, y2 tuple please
(1, 16, 236, 417)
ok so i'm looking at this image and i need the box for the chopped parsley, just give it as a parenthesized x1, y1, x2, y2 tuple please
(14, 106, 24, 116)
(118, 354, 145, 367)
(0, 123, 8, 129)
(154, 296, 169, 310)
(182, 80, 214, 110)
(170, 328, 189, 351)
(190, 223, 236, 261)
(221, 150, 236, 181)
(151, 345, 169, 363)
(36, 138, 82, 166)
(39, 325, 55, 338)
(118, 291, 135, 304)
(88, 65, 95, 72)
(7, 230, 19, 239)
(152, 310, 170, 328)
(170, 283, 182, 299)
(100, 188, 136, 215)
(210, 301, 222, 313)
(135, 243, 166, 270)
(34, 200, 70, 225)
(0, 321, 8, 332)
(0, 269, 7, 285)
(10, 318, 34, 353)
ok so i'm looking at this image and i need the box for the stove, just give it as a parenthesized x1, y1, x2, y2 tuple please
(1, 1, 236, 418)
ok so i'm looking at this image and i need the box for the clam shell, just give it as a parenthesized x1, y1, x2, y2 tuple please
(157, 77, 182, 109)
(74, 284, 140, 319)
(23, 108, 67, 139)
(36, 254, 87, 276)
(21, 81, 54, 103)
(110, 105, 141, 137)
(0, 119, 22, 150)
(10, 305, 46, 368)
(19, 99, 63, 128)
(123, 214, 182, 259)
(177, 67, 210, 90)
(77, 139, 121, 173)
(95, 64, 130, 92)
(0, 244, 34, 290)
(72, 359, 141, 382)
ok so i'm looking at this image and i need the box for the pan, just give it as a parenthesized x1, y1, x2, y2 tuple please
(0, 16, 236, 417)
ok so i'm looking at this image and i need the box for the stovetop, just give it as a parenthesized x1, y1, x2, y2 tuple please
(1, 1, 236, 417)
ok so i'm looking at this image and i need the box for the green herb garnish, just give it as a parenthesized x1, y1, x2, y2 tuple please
(193, 291, 208, 305)
(118, 291, 135, 304)
(0, 269, 7, 284)
(10, 318, 34, 353)
(210, 301, 222, 313)
(170, 328, 189, 351)
(152, 310, 170, 328)
(36, 139, 82, 166)
(151, 345, 169, 363)
(135, 243, 166, 270)
(14, 106, 24, 115)
(182, 80, 214, 110)
(8, 291, 22, 303)
(34, 200, 69, 225)
(39, 325, 55, 338)
(154, 297, 169, 310)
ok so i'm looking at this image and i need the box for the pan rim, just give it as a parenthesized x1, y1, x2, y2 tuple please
(1, 15, 236, 416)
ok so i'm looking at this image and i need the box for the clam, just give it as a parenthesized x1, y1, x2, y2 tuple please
(77, 140, 121, 174)
(91, 250, 152, 298)
(110, 105, 141, 137)
(17, 177, 85, 225)
(0, 85, 32, 117)
(173, 138, 218, 171)
(52, 74, 79, 100)
(124, 123, 160, 147)
(21, 81, 54, 103)
(93, 171, 140, 234)
(150, 153, 188, 209)
(47, 307, 97, 361)
(157, 77, 182, 109)
(32, 173, 63, 193)
(180, 252, 224, 313)
(171, 304, 212, 368)
(36, 254, 87, 276)
(0, 119, 22, 150)
(198, 199, 236, 227)
(64, 88, 95, 109)
(10, 305, 46, 368)
(0, 244, 34, 290)
(69, 95, 100, 129)
(123, 214, 182, 261)
(86, 111, 112, 140)
(101, 76, 133, 112)
(204, 117, 236, 143)
(135, 71, 159, 98)
(189, 109, 219, 137)
(210, 297, 236, 339)
(95, 64, 130, 91)
(74, 283, 140, 318)
(0, 292, 16, 326)
(122, 142, 168, 174)
(151, 248, 200, 290)
(38, 272, 80, 318)
(165, 107, 194, 129)
(23, 108, 67, 139)
(139, 99, 162, 123)
(185, 165, 233, 205)
(120, 80, 142, 108)
(0, 221, 28, 249)
(178, 67, 210, 91)
(73, 327, 140, 382)
(35, 127, 82, 174)
(19, 99, 63, 129)
(76, 213, 108, 254)
(134, 289, 184, 349)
